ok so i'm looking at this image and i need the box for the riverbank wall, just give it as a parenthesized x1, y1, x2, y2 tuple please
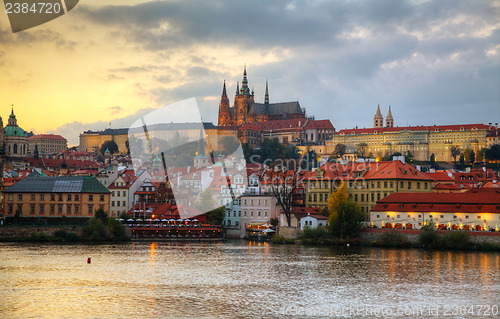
(360, 228, 500, 244)
(0, 226, 84, 239)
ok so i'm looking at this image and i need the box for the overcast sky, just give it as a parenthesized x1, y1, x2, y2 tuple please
(0, 0, 499, 145)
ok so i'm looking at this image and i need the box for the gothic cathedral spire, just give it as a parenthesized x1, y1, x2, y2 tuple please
(217, 80, 232, 127)
(374, 104, 383, 128)
(385, 105, 394, 128)
(264, 79, 269, 104)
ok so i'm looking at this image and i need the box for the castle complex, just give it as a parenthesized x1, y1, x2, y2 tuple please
(218, 66, 306, 127)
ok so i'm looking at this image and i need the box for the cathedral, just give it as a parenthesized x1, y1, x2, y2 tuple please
(218, 66, 306, 127)
(1, 107, 29, 158)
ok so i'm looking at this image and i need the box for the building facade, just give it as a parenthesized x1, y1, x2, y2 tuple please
(2, 175, 110, 218)
(2, 108, 29, 159)
(371, 188, 500, 231)
(28, 134, 67, 155)
(79, 128, 128, 154)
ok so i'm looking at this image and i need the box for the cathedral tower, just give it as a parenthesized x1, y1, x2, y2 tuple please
(374, 104, 383, 128)
(385, 105, 394, 128)
(233, 65, 254, 126)
(217, 81, 232, 126)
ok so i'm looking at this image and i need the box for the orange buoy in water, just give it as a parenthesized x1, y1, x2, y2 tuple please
(87, 257, 91, 264)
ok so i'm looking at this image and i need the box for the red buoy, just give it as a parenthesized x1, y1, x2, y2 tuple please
(87, 257, 91, 264)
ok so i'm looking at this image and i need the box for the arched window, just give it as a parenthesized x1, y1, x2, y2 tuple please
(13, 144, 17, 154)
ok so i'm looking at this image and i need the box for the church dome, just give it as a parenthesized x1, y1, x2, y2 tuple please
(4, 125, 27, 137)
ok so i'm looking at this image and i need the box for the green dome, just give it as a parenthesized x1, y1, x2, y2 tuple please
(4, 125, 28, 137)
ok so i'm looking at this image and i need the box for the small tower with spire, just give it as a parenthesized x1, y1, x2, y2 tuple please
(264, 79, 269, 105)
(385, 105, 394, 128)
(374, 104, 383, 128)
(8, 106, 17, 127)
(217, 80, 232, 127)
(233, 65, 255, 126)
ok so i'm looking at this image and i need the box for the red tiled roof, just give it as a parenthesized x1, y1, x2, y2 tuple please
(304, 119, 334, 130)
(238, 123, 262, 131)
(336, 124, 490, 135)
(260, 119, 305, 131)
(424, 172, 455, 182)
(28, 134, 66, 140)
(433, 183, 461, 190)
(372, 190, 500, 213)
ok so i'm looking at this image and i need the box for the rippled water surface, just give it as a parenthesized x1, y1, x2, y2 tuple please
(1, 241, 499, 318)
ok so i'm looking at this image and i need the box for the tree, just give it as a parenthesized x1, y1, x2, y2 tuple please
(477, 148, 484, 163)
(327, 182, 349, 214)
(328, 200, 364, 239)
(94, 207, 108, 225)
(333, 143, 346, 158)
(265, 167, 301, 227)
(430, 153, 439, 169)
(356, 143, 368, 159)
(469, 149, 475, 165)
(107, 217, 128, 241)
(485, 145, 500, 163)
(269, 217, 279, 227)
(100, 140, 119, 155)
(458, 154, 465, 169)
(405, 151, 414, 163)
(206, 207, 225, 225)
(463, 148, 471, 165)
(450, 145, 460, 164)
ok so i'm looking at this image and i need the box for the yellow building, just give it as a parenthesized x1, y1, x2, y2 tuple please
(79, 128, 129, 154)
(3, 176, 111, 218)
(28, 134, 67, 154)
(304, 161, 433, 216)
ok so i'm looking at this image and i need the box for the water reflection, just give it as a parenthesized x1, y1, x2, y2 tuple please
(0, 242, 498, 318)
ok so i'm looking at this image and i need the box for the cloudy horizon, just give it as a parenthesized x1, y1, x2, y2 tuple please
(0, 0, 498, 145)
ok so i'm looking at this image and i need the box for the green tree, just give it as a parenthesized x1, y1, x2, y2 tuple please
(107, 217, 129, 241)
(485, 145, 500, 163)
(94, 207, 108, 225)
(206, 207, 225, 225)
(100, 140, 119, 155)
(450, 145, 460, 164)
(328, 200, 364, 239)
(83, 218, 108, 242)
(459, 154, 465, 168)
(477, 148, 484, 163)
(269, 217, 279, 227)
(469, 149, 475, 165)
(333, 143, 347, 158)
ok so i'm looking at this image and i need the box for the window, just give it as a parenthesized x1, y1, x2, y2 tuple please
(67, 205, 72, 213)
(58, 205, 63, 214)
(265, 211, 268, 217)
(377, 193, 380, 200)
(400, 181, 404, 188)
(89, 194, 93, 201)
(31, 194, 36, 201)
(251, 211, 254, 217)
(75, 195, 79, 201)
(425, 183, 428, 189)
(39, 204, 45, 214)
(111, 201, 115, 207)
(117, 201, 120, 207)
(477, 216, 481, 219)
(18, 194, 23, 201)
(30, 205, 35, 214)
(50, 205, 55, 214)
(50, 194, 55, 201)
(354, 194, 358, 201)
(88, 205, 93, 214)
(100, 195, 104, 202)
(397, 215, 400, 218)
(377, 182, 380, 188)
(465, 215, 469, 219)
(123, 191, 126, 196)
(371, 194, 374, 202)
(361, 194, 364, 202)
(313, 194, 317, 202)
(320, 194, 323, 202)
(59, 194, 63, 201)
(407, 182, 411, 189)
(8, 194, 13, 201)
(111, 191, 115, 196)
(75, 205, 79, 213)
(440, 215, 444, 219)
(390, 182, 393, 188)
(67, 194, 72, 201)
(376, 215, 380, 218)
(258, 211, 261, 217)
(384, 181, 388, 188)
(417, 182, 420, 189)
(123, 201, 126, 207)
(387, 215, 390, 218)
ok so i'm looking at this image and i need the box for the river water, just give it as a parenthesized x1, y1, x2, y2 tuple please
(0, 240, 499, 318)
